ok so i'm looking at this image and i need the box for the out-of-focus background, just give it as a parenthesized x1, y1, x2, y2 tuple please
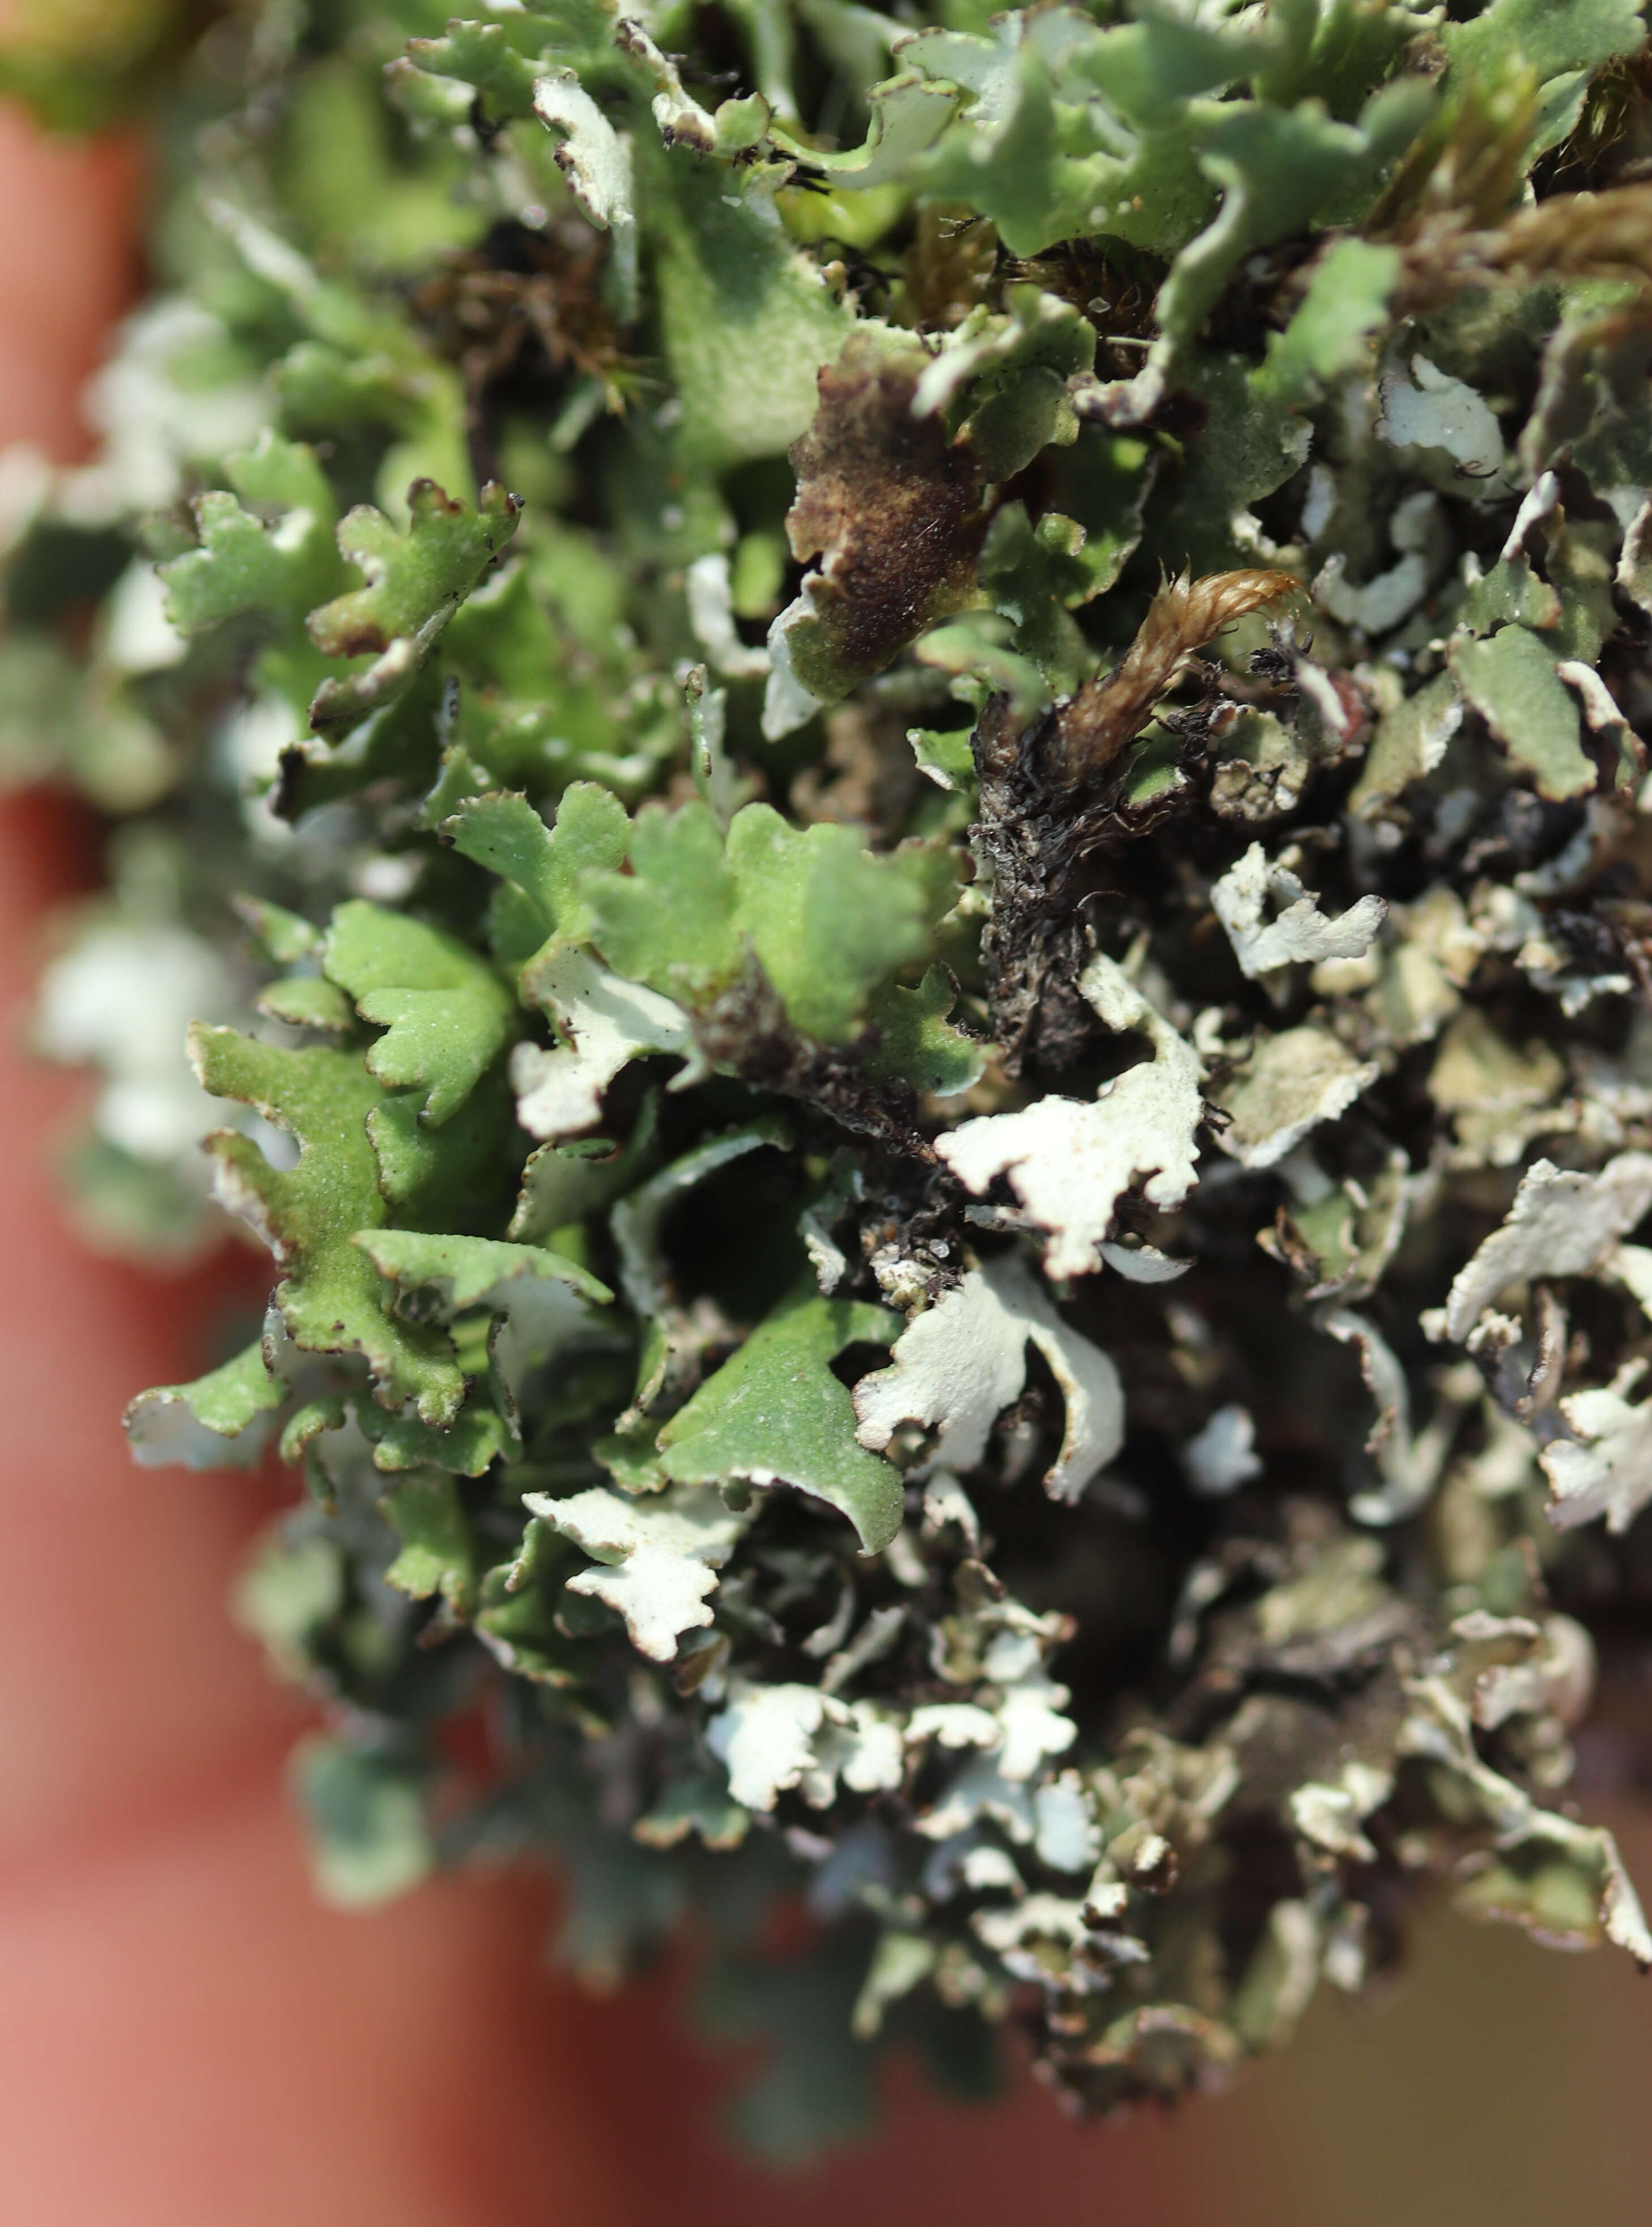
(1, 89, 1649, 2227)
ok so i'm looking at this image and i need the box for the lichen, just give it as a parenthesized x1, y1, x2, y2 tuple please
(11, 0, 1652, 2161)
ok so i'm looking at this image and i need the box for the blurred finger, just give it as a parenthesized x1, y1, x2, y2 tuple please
(0, 102, 139, 459)
(0, 791, 302, 1874)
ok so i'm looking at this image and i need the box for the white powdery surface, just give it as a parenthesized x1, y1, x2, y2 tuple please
(531, 71, 637, 233)
(1445, 1153, 1652, 1340)
(1213, 1024, 1377, 1171)
(511, 945, 695, 1137)
(524, 1483, 744, 1662)
(1210, 841, 1386, 980)
(853, 1253, 1124, 1501)
(706, 1684, 904, 1811)
(937, 954, 1202, 1278)
(1542, 1376, 1652, 1535)
(1378, 353, 1506, 480)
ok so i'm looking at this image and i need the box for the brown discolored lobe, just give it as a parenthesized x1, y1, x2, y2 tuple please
(783, 330, 985, 702)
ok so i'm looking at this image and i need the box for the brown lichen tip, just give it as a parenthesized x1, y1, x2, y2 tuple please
(776, 330, 985, 706)
(1045, 566, 1298, 789)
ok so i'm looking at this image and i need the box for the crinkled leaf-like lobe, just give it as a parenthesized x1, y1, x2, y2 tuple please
(1441, 0, 1649, 86)
(1159, 96, 1409, 353)
(917, 611, 1048, 726)
(1402, 1669, 1652, 1965)
(917, 287, 1097, 485)
(864, 966, 985, 1098)
(763, 330, 984, 737)
(160, 430, 345, 634)
(634, 1773, 750, 1851)
(1152, 349, 1313, 573)
(235, 898, 322, 968)
(584, 799, 741, 1007)
(1183, 1405, 1263, 1498)
(474, 1517, 586, 1687)
(258, 974, 355, 1034)
(443, 778, 629, 948)
(658, 1284, 903, 1552)
(1313, 487, 1441, 638)
(939, 955, 1203, 1279)
(1322, 1308, 1436, 1528)
(1064, 1, 1259, 126)
(379, 1471, 478, 1614)
(125, 1334, 284, 1470)
(307, 479, 520, 735)
(1214, 1026, 1378, 1172)
(1618, 493, 1652, 619)
(362, 1390, 514, 1481)
(976, 504, 1107, 696)
(651, 148, 856, 471)
(366, 1067, 511, 1213)
(853, 1255, 1124, 1502)
(398, 17, 549, 125)
(704, 1683, 903, 1815)
(587, 798, 960, 1049)
(900, 14, 1206, 261)
(851, 1275, 1014, 1465)
(1261, 236, 1400, 407)
(706, 1683, 831, 1811)
(323, 899, 514, 1125)
(1445, 1154, 1652, 1340)
(1380, 356, 1507, 482)
(525, 1483, 746, 1661)
(1462, 557, 1563, 638)
(770, 67, 962, 187)
(403, 0, 714, 151)
(1351, 669, 1463, 814)
(986, 454, 1156, 687)
(356, 1228, 609, 1411)
(724, 806, 957, 1045)
(355, 1227, 611, 1312)
(188, 1025, 464, 1422)
(1450, 625, 1596, 801)
(509, 1127, 648, 1245)
(437, 788, 563, 941)
(1088, 71, 1430, 420)
(350, 985, 510, 1125)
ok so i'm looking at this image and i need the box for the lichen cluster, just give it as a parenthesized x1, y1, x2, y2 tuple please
(11, 0, 1652, 2155)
